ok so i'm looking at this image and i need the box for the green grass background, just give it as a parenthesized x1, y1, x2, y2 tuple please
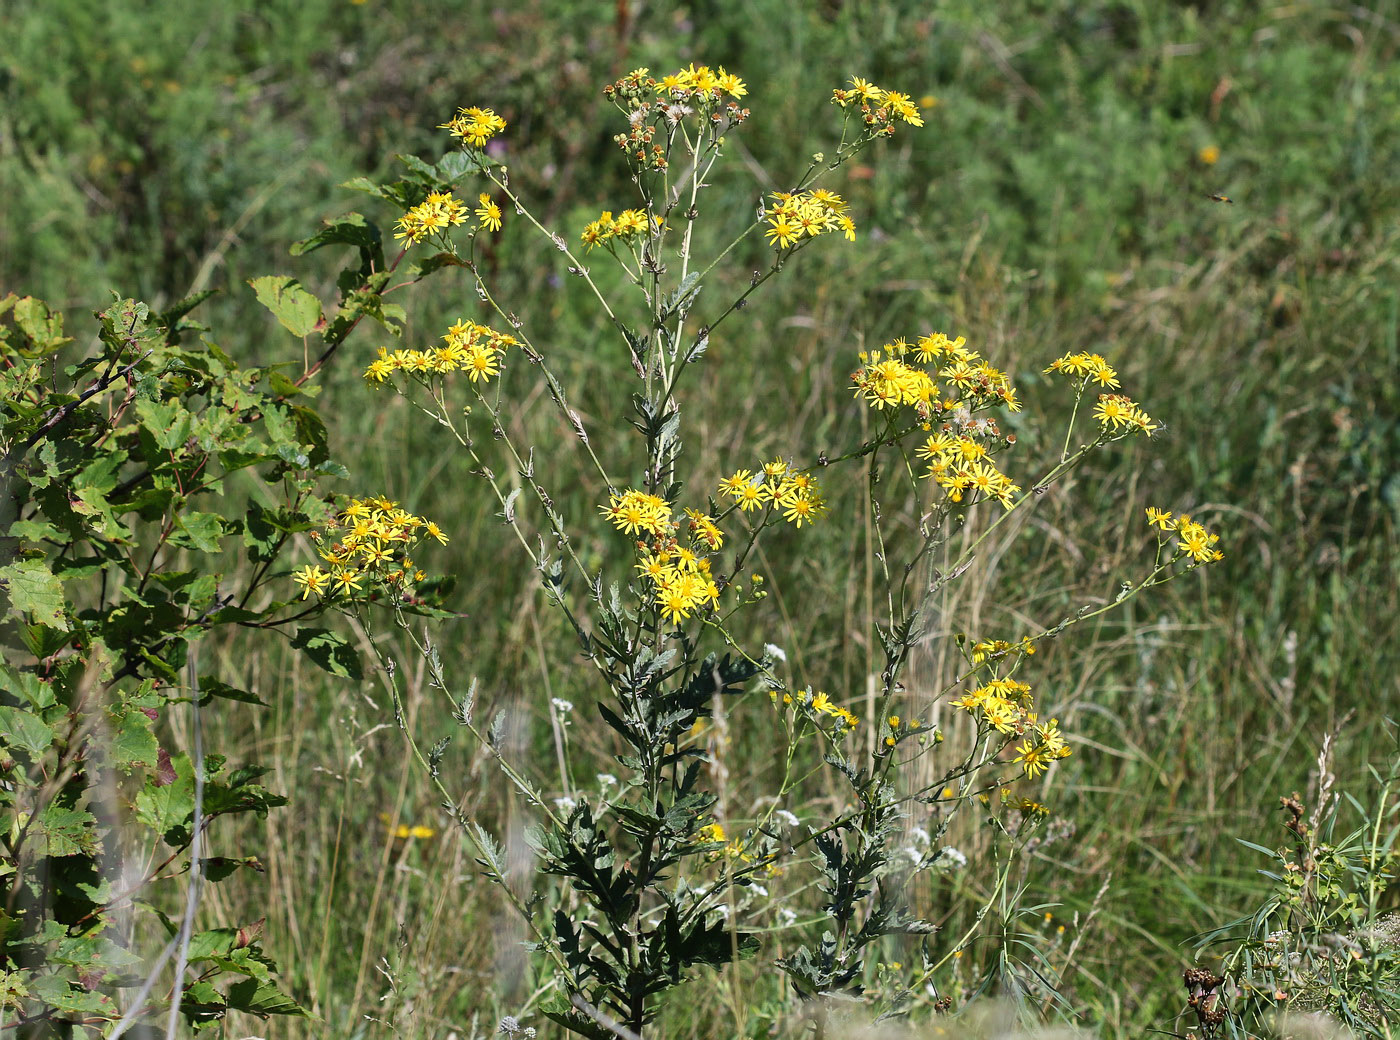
(4, 0, 1399, 1035)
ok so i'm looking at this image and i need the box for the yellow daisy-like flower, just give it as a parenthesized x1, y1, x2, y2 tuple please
(765, 214, 800, 249)
(439, 105, 507, 147)
(476, 193, 503, 233)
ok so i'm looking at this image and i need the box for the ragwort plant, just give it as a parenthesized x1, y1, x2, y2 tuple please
(291, 66, 1226, 1037)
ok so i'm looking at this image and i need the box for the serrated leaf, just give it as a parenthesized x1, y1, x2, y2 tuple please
(0, 706, 55, 757)
(248, 277, 323, 338)
(290, 627, 363, 679)
(171, 511, 224, 553)
(37, 804, 97, 857)
(0, 559, 68, 630)
(289, 213, 382, 260)
(225, 978, 307, 1017)
(110, 706, 158, 772)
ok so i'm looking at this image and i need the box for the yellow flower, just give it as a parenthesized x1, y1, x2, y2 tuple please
(475, 193, 503, 233)
(292, 565, 330, 600)
(1145, 507, 1174, 530)
(439, 105, 506, 147)
(1198, 144, 1220, 165)
(765, 214, 800, 248)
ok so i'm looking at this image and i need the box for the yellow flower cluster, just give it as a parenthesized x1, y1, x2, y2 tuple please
(950, 676, 1036, 735)
(881, 713, 928, 749)
(381, 814, 437, 841)
(776, 688, 860, 731)
(603, 66, 751, 171)
(1012, 719, 1070, 779)
(829, 76, 925, 134)
(852, 332, 1020, 417)
(438, 105, 506, 147)
(695, 821, 781, 875)
(364, 319, 518, 386)
(951, 678, 1071, 779)
(1146, 508, 1224, 563)
(1044, 351, 1121, 388)
(601, 490, 724, 625)
(717, 458, 826, 527)
(917, 431, 1021, 508)
(1092, 393, 1158, 436)
(394, 191, 470, 245)
(655, 63, 748, 101)
(764, 189, 855, 249)
(1045, 352, 1158, 436)
(292, 495, 447, 602)
(580, 208, 655, 250)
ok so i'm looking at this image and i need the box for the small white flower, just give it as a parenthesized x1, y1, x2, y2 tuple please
(554, 796, 577, 814)
(896, 845, 923, 868)
(933, 846, 967, 873)
(764, 643, 787, 662)
(551, 698, 574, 715)
(908, 827, 930, 847)
(778, 907, 798, 926)
(597, 773, 618, 789)
(749, 883, 768, 897)
(713, 904, 731, 919)
(776, 810, 800, 829)
(664, 103, 693, 124)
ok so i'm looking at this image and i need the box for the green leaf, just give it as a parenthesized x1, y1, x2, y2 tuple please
(0, 705, 55, 757)
(0, 559, 68, 630)
(13, 296, 73, 354)
(225, 978, 307, 1017)
(109, 705, 158, 772)
(248, 277, 323, 338)
(290, 627, 363, 679)
(201, 856, 261, 883)
(171, 512, 225, 553)
(198, 677, 266, 706)
(135, 752, 196, 845)
(37, 804, 98, 857)
(290, 212, 384, 266)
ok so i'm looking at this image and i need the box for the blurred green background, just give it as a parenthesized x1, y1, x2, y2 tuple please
(4, 0, 1399, 1036)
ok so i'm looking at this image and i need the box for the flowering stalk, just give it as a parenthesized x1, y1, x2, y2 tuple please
(291, 66, 1228, 1037)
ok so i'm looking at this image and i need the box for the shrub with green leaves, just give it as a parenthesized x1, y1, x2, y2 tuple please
(0, 293, 341, 1033)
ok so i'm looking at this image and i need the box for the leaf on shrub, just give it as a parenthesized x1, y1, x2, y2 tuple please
(137, 751, 195, 844)
(248, 277, 323, 338)
(109, 705, 158, 772)
(36, 804, 98, 858)
(0, 705, 55, 757)
(198, 677, 266, 706)
(156, 289, 218, 344)
(0, 559, 68, 630)
(290, 627, 363, 679)
(290, 212, 384, 269)
(226, 978, 307, 1017)
(28, 973, 111, 1016)
(201, 856, 262, 883)
(12, 296, 73, 354)
(134, 396, 194, 451)
(170, 511, 225, 553)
